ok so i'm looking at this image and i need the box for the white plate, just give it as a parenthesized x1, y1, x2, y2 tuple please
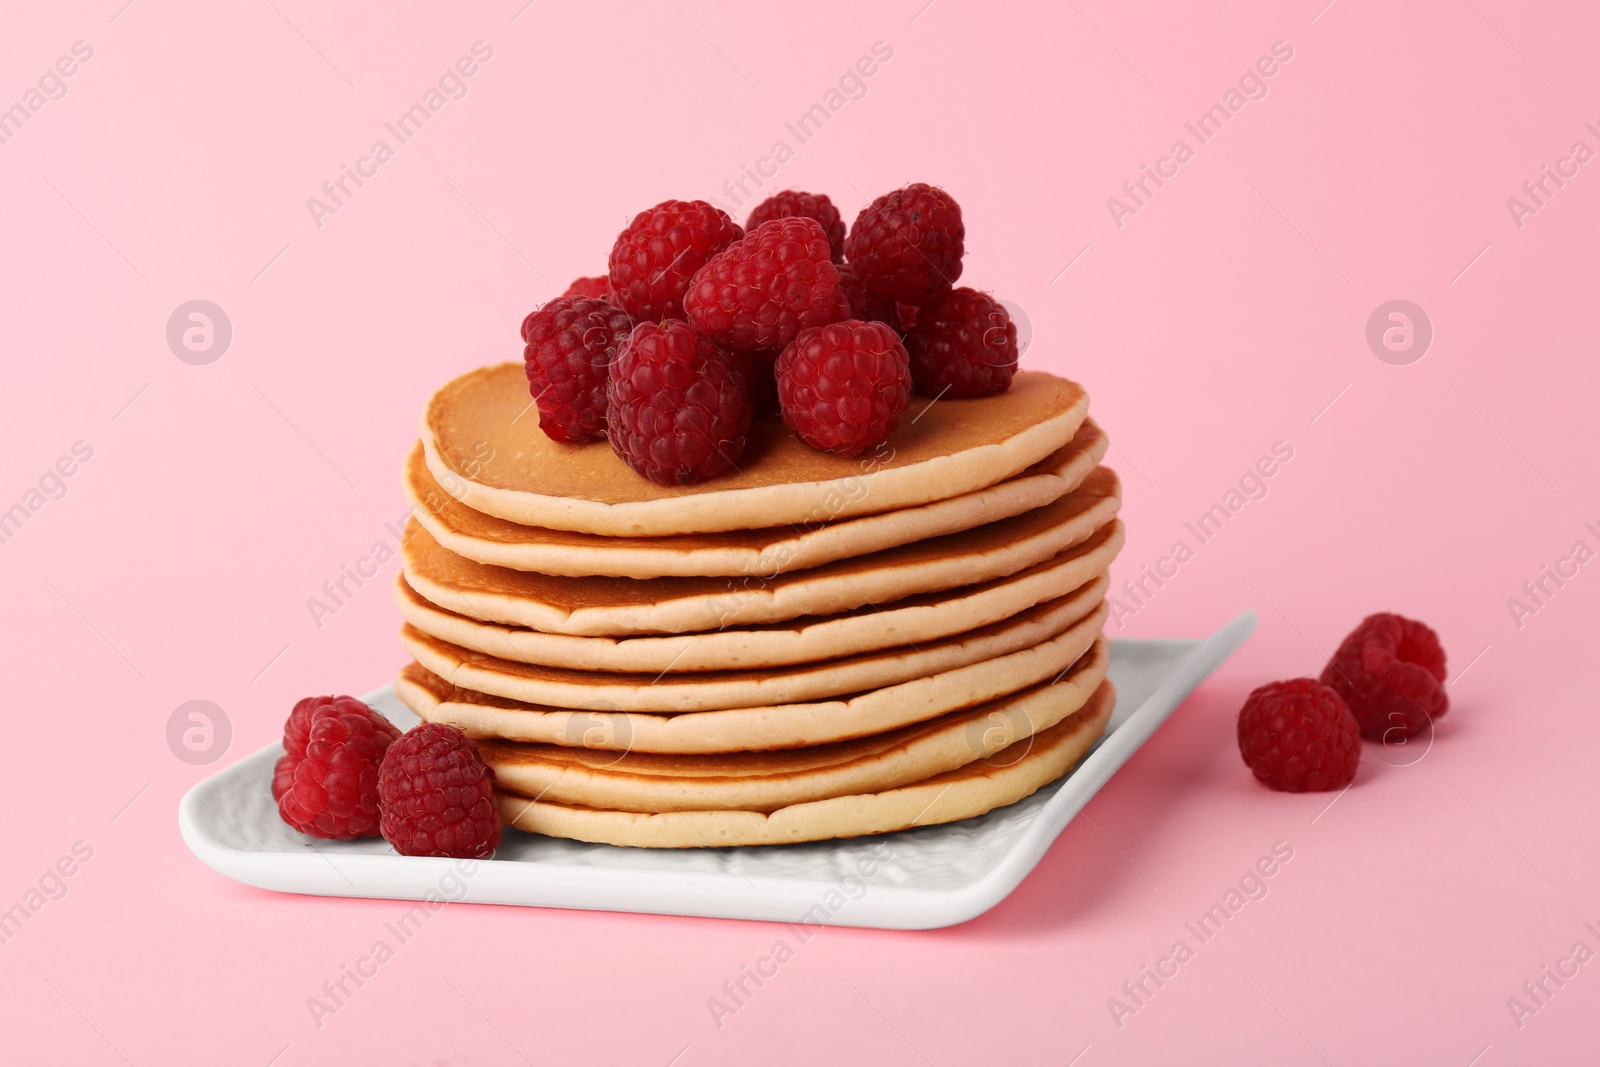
(180, 611, 1254, 930)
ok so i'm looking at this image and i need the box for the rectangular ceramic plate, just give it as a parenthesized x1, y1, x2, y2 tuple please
(180, 611, 1254, 930)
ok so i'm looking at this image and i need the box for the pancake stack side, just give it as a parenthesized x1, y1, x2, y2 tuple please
(392, 363, 1124, 848)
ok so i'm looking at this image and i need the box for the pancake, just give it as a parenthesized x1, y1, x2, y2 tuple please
(396, 616, 1108, 753)
(405, 420, 1109, 578)
(393, 533, 1122, 673)
(400, 598, 1107, 723)
(398, 575, 1105, 712)
(401, 468, 1121, 636)
(422, 364, 1090, 535)
(493, 679, 1114, 847)
(482, 657, 1108, 812)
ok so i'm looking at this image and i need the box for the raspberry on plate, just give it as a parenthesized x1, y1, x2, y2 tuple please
(1320, 613, 1449, 742)
(1237, 678, 1361, 793)
(378, 723, 500, 859)
(684, 217, 849, 353)
(272, 708, 310, 803)
(837, 262, 902, 332)
(561, 275, 611, 300)
(521, 296, 635, 443)
(274, 696, 402, 840)
(606, 320, 753, 485)
(904, 287, 1018, 398)
(608, 200, 743, 322)
(844, 183, 964, 305)
(776, 320, 911, 457)
(745, 190, 847, 262)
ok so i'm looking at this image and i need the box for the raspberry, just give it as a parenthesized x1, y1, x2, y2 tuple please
(378, 723, 500, 859)
(843, 183, 964, 304)
(271, 754, 296, 804)
(745, 190, 846, 262)
(608, 200, 743, 322)
(1237, 678, 1361, 793)
(521, 296, 635, 443)
(561, 275, 611, 300)
(274, 696, 401, 839)
(904, 287, 1018, 398)
(607, 320, 753, 485)
(278, 698, 319, 764)
(1321, 614, 1449, 742)
(270, 696, 317, 802)
(776, 320, 910, 457)
(684, 217, 849, 353)
(837, 262, 902, 332)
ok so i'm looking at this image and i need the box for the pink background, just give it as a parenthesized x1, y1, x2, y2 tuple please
(3, 0, 1597, 1063)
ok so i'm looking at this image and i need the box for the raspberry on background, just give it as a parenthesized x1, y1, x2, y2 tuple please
(561, 275, 611, 300)
(844, 183, 964, 305)
(745, 190, 847, 262)
(904, 287, 1018, 398)
(837, 262, 902, 332)
(776, 319, 911, 457)
(1237, 678, 1361, 793)
(274, 696, 402, 840)
(1321, 613, 1449, 741)
(521, 295, 635, 443)
(606, 320, 753, 485)
(378, 723, 500, 859)
(608, 200, 743, 322)
(684, 217, 849, 353)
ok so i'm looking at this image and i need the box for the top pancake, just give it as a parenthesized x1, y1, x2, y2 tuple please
(405, 420, 1109, 578)
(422, 363, 1090, 536)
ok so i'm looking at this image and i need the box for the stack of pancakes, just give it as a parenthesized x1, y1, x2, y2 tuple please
(392, 363, 1125, 848)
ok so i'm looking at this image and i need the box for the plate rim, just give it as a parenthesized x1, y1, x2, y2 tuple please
(178, 611, 1255, 930)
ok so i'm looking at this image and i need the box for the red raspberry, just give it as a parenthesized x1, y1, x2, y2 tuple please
(274, 696, 401, 840)
(378, 723, 500, 859)
(904, 287, 1018, 398)
(684, 217, 849, 353)
(520, 296, 635, 443)
(607, 320, 753, 485)
(745, 190, 846, 262)
(1237, 678, 1361, 793)
(278, 698, 318, 764)
(843, 183, 964, 305)
(271, 754, 295, 804)
(837, 262, 902, 332)
(561, 275, 611, 300)
(608, 200, 743, 322)
(1321, 614, 1449, 742)
(776, 320, 910, 457)
(270, 696, 317, 802)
